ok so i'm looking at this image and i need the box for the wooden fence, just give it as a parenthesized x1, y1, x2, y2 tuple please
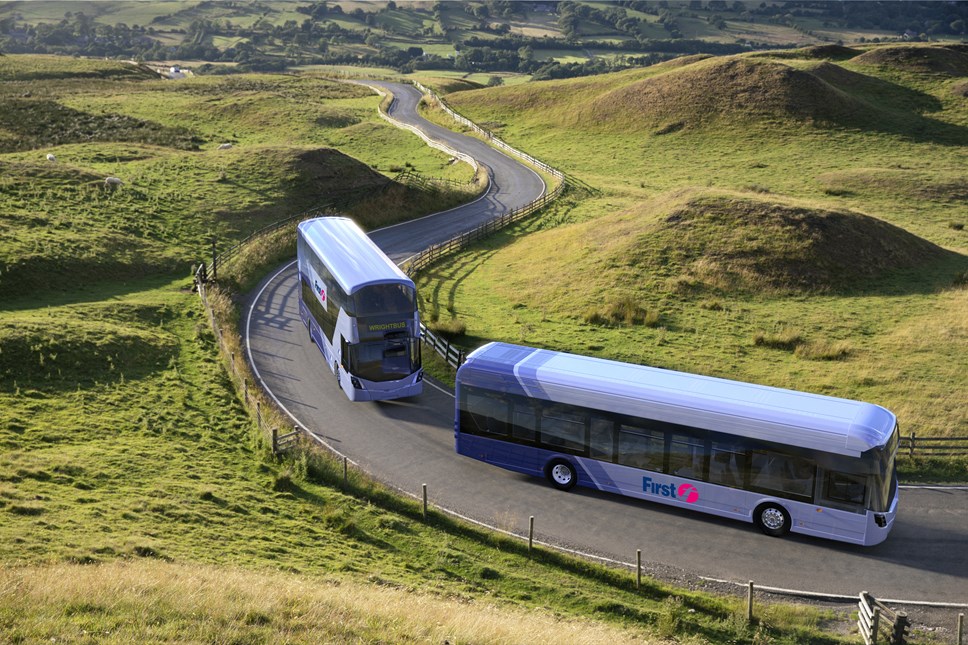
(402, 182, 564, 280)
(859, 591, 910, 645)
(900, 433, 968, 457)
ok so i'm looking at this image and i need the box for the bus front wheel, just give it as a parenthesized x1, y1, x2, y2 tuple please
(754, 503, 791, 537)
(546, 459, 577, 491)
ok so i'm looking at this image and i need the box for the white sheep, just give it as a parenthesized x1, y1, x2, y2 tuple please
(46, 153, 56, 162)
(104, 177, 124, 187)
(217, 143, 233, 150)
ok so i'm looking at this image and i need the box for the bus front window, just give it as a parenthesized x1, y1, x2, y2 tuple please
(870, 427, 899, 512)
(349, 338, 420, 382)
(353, 284, 416, 317)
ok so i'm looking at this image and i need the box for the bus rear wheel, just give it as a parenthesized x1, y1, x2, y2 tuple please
(546, 459, 577, 491)
(754, 503, 791, 537)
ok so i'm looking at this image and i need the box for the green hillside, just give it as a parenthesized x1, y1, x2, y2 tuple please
(0, 53, 858, 644)
(423, 43, 968, 444)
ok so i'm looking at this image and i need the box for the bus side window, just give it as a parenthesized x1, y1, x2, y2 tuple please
(822, 470, 868, 507)
(708, 443, 745, 488)
(750, 451, 815, 499)
(669, 432, 706, 480)
(463, 390, 509, 437)
(539, 404, 586, 453)
(617, 425, 665, 472)
(589, 415, 616, 462)
(510, 398, 538, 443)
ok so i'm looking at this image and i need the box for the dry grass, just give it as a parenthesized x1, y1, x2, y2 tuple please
(0, 561, 659, 644)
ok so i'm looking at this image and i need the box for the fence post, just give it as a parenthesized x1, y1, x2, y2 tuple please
(636, 549, 641, 590)
(872, 607, 881, 645)
(244, 378, 248, 402)
(957, 613, 963, 645)
(210, 237, 217, 281)
(271, 426, 278, 454)
(528, 516, 534, 557)
(892, 611, 909, 645)
(422, 483, 428, 520)
(747, 581, 754, 624)
(256, 401, 261, 428)
(343, 455, 348, 485)
(909, 432, 915, 458)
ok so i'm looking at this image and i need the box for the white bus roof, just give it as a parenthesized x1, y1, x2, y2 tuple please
(298, 217, 412, 294)
(460, 342, 897, 458)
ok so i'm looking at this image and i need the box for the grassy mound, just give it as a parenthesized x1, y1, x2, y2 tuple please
(819, 168, 968, 203)
(575, 57, 873, 132)
(0, 55, 155, 82)
(852, 45, 968, 76)
(424, 76, 485, 95)
(0, 98, 204, 153)
(292, 147, 391, 197)
(626, 191, 949, 293)
(486, 190, 950, 305)
(798, 44, 862, 60)
(0, 315, 178, 390)
(762, 45, 861, 61)
(0, 157, 105, 185)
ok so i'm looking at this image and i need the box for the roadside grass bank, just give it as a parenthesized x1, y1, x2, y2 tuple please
(0, 558, 852, 645)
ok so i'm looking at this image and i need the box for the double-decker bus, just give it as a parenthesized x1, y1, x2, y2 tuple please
(455, 342, 899, 546)
(297, 217, 422, 401)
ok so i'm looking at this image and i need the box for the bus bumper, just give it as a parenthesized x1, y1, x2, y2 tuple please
(344, 373, 423, 402)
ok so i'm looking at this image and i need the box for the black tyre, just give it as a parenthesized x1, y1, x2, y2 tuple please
(546, 459, 577, 491)
(754, 502, 791, 537)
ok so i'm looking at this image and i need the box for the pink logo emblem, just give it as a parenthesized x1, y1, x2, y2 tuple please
(677, 483, 699, 504)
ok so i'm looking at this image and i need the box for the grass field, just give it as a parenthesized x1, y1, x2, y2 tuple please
(0, 53, 863, 643)
(422, 44, 968, 462)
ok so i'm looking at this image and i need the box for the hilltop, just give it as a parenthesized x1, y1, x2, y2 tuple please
(445, 44, 968, 140)
(853, 43, 968, 76)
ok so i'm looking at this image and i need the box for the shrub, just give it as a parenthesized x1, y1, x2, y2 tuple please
(428, 318, 466, 339)
(657, 596, 685, 639)
(794, 340, 851, 361)
(752, 328, 803, 351)
(585, 298, 661, 328)
(583, 309, 609, 326)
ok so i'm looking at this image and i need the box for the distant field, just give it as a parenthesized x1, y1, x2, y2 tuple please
(424, 44, 968, 447)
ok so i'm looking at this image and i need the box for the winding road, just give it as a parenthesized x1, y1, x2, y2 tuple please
(246, 82, 968, 606)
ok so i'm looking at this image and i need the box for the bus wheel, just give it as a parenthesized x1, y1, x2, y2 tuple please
(754, 503, 791, 537)
(546, 459, 577, 491)
(334, 362, 340, 385)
